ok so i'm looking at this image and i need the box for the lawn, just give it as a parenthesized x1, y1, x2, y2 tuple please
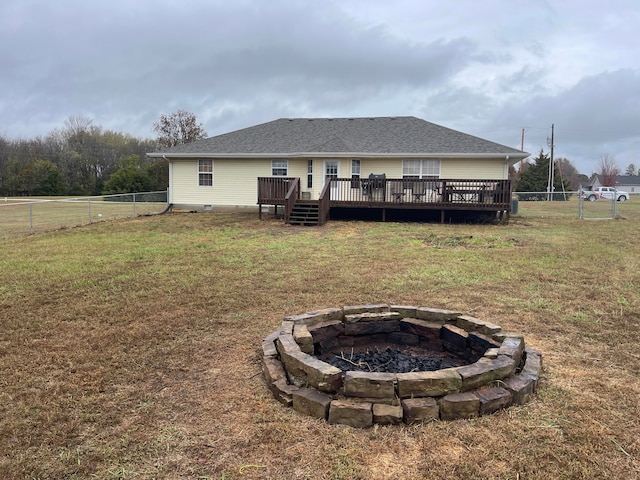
(1, 203, 639, 479)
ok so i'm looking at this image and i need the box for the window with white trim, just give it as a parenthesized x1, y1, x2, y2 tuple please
(307, 159, 313, 189)
(272, 159, 288, 176)
(402, 159, 440, 179)
(198, 159, 213, 186)
(351, 159, 361, 188)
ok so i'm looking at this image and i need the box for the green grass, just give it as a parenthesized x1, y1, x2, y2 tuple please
(1, 203, 640, 479)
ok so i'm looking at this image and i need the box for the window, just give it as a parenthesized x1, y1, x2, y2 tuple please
(402, 159, 440, 179)
(307, 159, 313, 189)
(351, 159, 361, 188)
(272, 159, 288, 176)
(198, 159, 213, 186)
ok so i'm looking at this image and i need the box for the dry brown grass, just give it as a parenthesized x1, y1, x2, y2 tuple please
(1, 204, 639, 479)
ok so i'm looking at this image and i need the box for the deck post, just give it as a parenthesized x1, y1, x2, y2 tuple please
(382, 208, 386, 222)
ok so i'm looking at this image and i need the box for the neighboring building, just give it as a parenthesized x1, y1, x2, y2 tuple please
(589, 175, 640, 194)
(147, 116, 529, 224)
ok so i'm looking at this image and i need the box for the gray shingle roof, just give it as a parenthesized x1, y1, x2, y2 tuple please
(150, 116, 527, 157)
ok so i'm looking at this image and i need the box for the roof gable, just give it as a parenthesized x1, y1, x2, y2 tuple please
(152, 116, 528, 158)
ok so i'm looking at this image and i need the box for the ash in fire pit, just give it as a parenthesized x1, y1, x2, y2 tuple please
(322, 346, 475, 373)
(261, 304, 542, 428)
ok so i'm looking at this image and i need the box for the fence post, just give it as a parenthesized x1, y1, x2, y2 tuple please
(88, 198, 92, 224)
(578, 188, 583, 219)
(29, 203, 33, 235)
(133, 193, 136, 217)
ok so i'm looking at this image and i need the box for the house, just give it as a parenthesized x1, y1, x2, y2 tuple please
(589, 174, 640, 194)
(147, 116, 529, 224)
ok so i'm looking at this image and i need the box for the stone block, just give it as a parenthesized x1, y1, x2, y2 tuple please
(468, 331, 501, 352)
(402, 397, 439, 424)
(502, 375, 535, 405)
(498, 336, 525, 365)
(520, 349, 542, 390)
(279, 348, 343, 393)
(344, 319, 400, 336)
(349, 334, 388, 347)
(271, 379, 299, 407)
(390, 305, 417, 318)
(440, 324, 468, 350)
(280, 320, 295, 335)
(400, 318, 442, 342)
(416, 307, 461, 323)
(388, 331, 420, 346)
(317, 336, 340, 355)
(397, 368, 462, 398)
(293, 387, 332, 419)
(308, 320, 344, 344)
(277, 333, 302, 356)
(343, 304, 390, 316)
(343, 371, 396, 399)
(294, 324, 314, 354)
(439, 392, 480, 420)
(456, 355, 516, 391)
(373, 404, 404, 425)
(475, 387, 512, 415)
(492, 331, 523, 343)
(285, 308, 343, 326)
(328, 400, 373, 427)
(261, 330, 280, 357)
(483, 348, 500, 359)
(456, 315, 502, 336)
(344, 311, 400, 324)
(262, 356, 287, 387)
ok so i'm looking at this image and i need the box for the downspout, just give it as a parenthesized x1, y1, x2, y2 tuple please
(164, 155, 173, 205)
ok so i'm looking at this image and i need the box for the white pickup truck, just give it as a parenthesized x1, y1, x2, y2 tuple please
(580, 186, 629, 202)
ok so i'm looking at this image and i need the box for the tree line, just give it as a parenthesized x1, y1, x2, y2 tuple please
(0, 111, 206, 197)
(2, 111, 634, 198)
(513, 150, 635, 199)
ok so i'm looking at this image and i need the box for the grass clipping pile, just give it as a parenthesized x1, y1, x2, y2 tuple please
(262, 303, 542, 427)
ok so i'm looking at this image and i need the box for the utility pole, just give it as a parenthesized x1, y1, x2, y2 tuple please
(546, 124, 555, 200)
(550, 123, 555, 200)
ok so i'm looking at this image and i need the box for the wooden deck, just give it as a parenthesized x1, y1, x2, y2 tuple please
(258, 177, 512, 224)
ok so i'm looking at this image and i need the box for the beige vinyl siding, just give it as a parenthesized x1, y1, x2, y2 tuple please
(169, 156, 507, 207)
(171, 158, 271, 206)
(441, 158, 507, 179)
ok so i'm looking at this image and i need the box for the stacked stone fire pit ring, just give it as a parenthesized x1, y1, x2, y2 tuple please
(261, 304, 542, 427)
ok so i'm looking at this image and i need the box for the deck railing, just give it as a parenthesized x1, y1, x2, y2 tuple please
(283, 178, 300, 223)
(328, 178, 511, 208)
(317, 178, 332, 225)
(258, 176, 512, 214)
(258, 177, 298, 205)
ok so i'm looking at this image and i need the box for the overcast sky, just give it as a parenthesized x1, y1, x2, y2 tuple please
(1, 0, 639, 174)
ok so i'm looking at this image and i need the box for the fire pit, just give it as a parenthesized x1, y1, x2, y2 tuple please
(261, 304, 542, 427)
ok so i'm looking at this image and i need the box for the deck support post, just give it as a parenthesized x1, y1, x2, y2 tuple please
(382, 209, 386, 222)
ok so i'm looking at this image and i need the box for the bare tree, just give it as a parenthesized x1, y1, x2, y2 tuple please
(597, 154, 620, 186)
(153, 110, 208, 148)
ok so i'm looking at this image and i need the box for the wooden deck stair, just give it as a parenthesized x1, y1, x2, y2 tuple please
(287, 200, 320, 226)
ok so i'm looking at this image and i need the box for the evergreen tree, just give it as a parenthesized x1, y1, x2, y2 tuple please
(515, 150, 569, 200)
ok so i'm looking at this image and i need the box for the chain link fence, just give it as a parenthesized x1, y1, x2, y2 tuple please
(0, 191, 168, 240)
(513, 191, 640, 221)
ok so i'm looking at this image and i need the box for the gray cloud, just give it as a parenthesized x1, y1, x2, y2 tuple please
(1, 0, 638, 174)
